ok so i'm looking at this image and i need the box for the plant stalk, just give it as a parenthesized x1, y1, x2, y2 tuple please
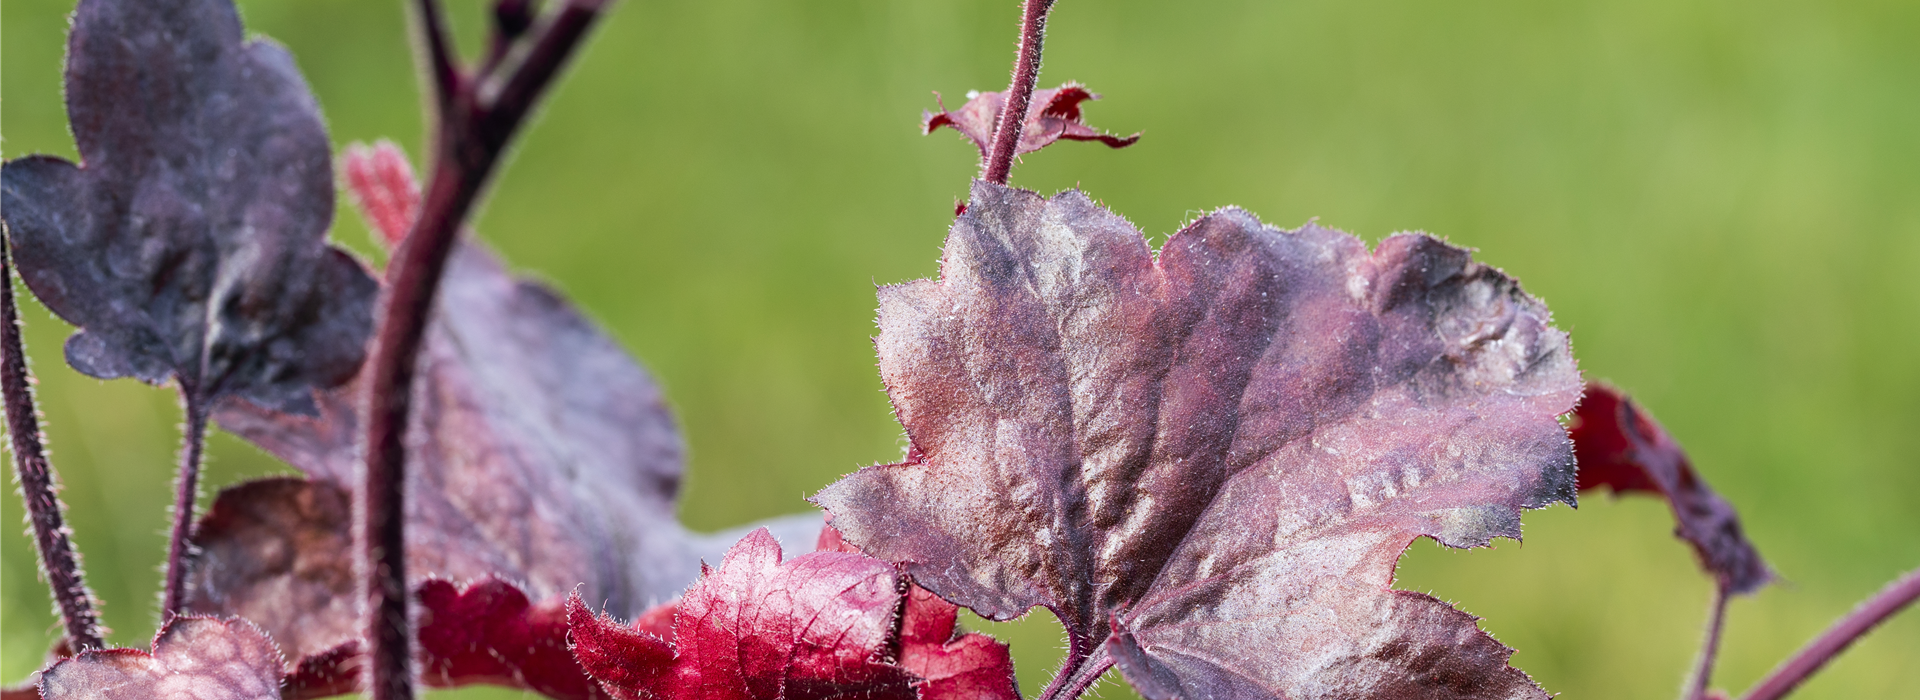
(358, 2, 606, 698)
(980, 0, 1059, 185)
(0, 236, 104, 651)
(1739, 566, 1920, 700)
(159, 388, 208, 617)
(1036, 649, 1113, 700)
(1685, 585, 1731, 700)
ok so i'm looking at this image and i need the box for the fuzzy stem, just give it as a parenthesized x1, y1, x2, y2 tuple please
(0, 236, 104, 651)
(412, 0, 459, 112)
(158, 388, 208, 618)
(359, 2, 606, 698)
(1740, 566, 1920, 700)
(1037, 649, 1113, 700)
(980, 0, 1058, 185)
(1685, 584, 1731, 700)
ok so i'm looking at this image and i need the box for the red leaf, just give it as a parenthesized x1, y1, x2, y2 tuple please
(1570, 383, 1773, 594)
(37, 618, 282, 700)
(923, 84, 1139, 158)
(815, 182, 1579, 699)
(341, 141, 420, 247)
(275, 577, 608, 700)
(418, 577, 601, 697)
(571, 528, 1020, 700)
(819, 522, 1021, 700)
(898, 586, 1020, 700)
(567, 599, 677, 700)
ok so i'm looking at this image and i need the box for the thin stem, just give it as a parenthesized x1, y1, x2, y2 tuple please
(159, 387, 208, 618)
(1740, 566, 1920, 700)
(358, 2, 606, 698)
(411, 0, 460, 111)
(1037, 649, 1113, 700)
(0, 236, 103, 651)
(1685, 585, 1731, 700)
(482, 1, 605, 147)
(980, 0, 1058, 185)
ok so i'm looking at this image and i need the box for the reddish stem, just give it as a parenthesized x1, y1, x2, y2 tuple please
(980, 0, 1059, 185)
(159, 388, 208, 618)
(359, 2, 605, 698)
(1686, 585, 1731, 700)
(0, 237, 104, 651)
(1740, 566, 1920, 700)
(1037, 649, 1113, 700)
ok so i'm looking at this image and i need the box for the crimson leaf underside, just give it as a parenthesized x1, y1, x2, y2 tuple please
(816, 181, 1580, 700)
(1570, 383, 1772, 595)
(568, 528, 1020, 700)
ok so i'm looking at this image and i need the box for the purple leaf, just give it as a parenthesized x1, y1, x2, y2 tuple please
(924, 84, 1139, 159)
(815, 182, 1579, 699)
(180, 478, 616, 698)
(210, 239, 821, 612)
(0, 0, 376, 412)
(183, 478, 355, 668)
(1571, 383, 1773, 595)
(190, 146, 815, 693)
(37, 618, 282, 700)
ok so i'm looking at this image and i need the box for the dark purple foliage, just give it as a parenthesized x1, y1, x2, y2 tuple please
(816, 181, 1580, 699)
(0, 0, 376, 413)
(210, 239, 818, 617)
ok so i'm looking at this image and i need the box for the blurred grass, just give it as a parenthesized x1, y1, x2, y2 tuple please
(4, 0, 1918, 698)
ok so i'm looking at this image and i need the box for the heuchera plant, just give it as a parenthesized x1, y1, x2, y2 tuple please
(1, 0, 1915, 699)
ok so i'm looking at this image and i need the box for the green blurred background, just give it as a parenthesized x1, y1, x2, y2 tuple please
(4, 0, 1918, 697)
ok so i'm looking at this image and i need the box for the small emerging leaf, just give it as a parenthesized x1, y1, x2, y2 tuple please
(38, 618, 281, 700)
(817, 182, 1579, 699)
(924, 84, 1139, 158)
(0, 0, 377, 412)
(1571, 383, 1773, 594)
(341, 141, 421, 247)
